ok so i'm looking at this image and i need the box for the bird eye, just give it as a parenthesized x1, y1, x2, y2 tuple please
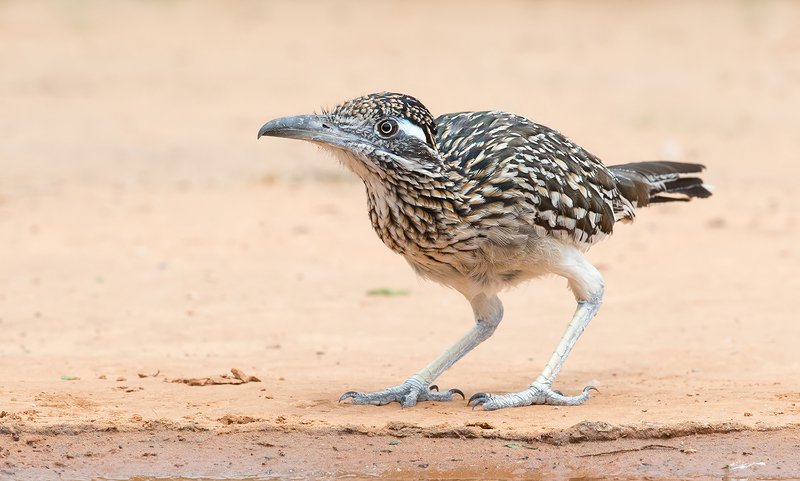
(376, 119, 399, 138)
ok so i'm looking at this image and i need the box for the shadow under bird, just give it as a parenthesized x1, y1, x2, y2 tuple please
(258, 92, 711, 410)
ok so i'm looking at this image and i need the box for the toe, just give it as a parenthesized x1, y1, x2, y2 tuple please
(542, 385, 594, 406)
(338, 382, 469, 407)
(400, 390, 419, 407)
(423, 387, 464, 402)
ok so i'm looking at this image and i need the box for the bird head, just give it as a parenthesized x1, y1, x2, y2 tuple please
(258, 92, 443, 181)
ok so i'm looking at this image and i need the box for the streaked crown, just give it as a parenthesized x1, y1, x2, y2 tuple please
(331, 92, 437, 148)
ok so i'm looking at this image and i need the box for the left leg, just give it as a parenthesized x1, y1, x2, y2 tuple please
(469, 248, 604, 410)
(340, 294, 503, 407)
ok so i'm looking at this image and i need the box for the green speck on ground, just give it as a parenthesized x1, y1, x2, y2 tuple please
(366, 288, 410, 297)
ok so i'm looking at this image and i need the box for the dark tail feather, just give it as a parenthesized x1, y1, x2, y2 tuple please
(609, 161, 713, 207)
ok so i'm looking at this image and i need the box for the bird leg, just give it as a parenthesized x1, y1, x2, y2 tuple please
(340, 294, 503, 407)
(470, 251, 604, 410)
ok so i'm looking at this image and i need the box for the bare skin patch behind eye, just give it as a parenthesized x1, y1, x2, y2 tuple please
(396, 118, 428, 143)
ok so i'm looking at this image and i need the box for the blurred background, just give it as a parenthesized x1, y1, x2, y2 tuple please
(1, 0, 799, 431)
(3, 0, 798, 189)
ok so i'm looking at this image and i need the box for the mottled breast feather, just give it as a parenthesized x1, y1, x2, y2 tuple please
(435, 111, 625, 248)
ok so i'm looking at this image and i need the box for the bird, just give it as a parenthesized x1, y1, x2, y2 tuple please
(257, 92, 711, 411)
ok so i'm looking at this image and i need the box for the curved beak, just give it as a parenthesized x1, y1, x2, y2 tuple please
(257, 115, 357, 150)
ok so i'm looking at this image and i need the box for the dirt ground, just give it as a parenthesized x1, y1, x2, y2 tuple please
(1, 1, 799, 479)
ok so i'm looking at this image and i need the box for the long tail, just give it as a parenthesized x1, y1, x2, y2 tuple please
(609, 161, 713, 208)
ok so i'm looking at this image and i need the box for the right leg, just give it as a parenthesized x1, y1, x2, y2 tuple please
(470, 247, 604, 410)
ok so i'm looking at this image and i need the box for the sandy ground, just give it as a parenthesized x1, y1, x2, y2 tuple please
(1, 1, 800, 479)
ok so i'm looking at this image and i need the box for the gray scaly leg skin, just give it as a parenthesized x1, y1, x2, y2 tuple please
(469, 385, 597, 409)
(339, 378, 463, 407)
(470, 249, 604, 411)
(339, 294, 503, 407)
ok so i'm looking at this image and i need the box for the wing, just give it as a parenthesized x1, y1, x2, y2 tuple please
(435, 111, 629, 248)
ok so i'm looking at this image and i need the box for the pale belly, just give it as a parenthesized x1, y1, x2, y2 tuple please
(401, 233, 567, 299)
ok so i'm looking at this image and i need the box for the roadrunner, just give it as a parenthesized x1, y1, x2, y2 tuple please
(258, 92, 711, 410)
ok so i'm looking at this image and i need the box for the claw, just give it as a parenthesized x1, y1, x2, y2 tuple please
(584, 385, 599, 394)
(429, 384, 439, 392)
(468, 392, 484, 404)
(339, 391, 358, 402)
(468, 392, 490, 409)
(449, 388, 465, 399)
